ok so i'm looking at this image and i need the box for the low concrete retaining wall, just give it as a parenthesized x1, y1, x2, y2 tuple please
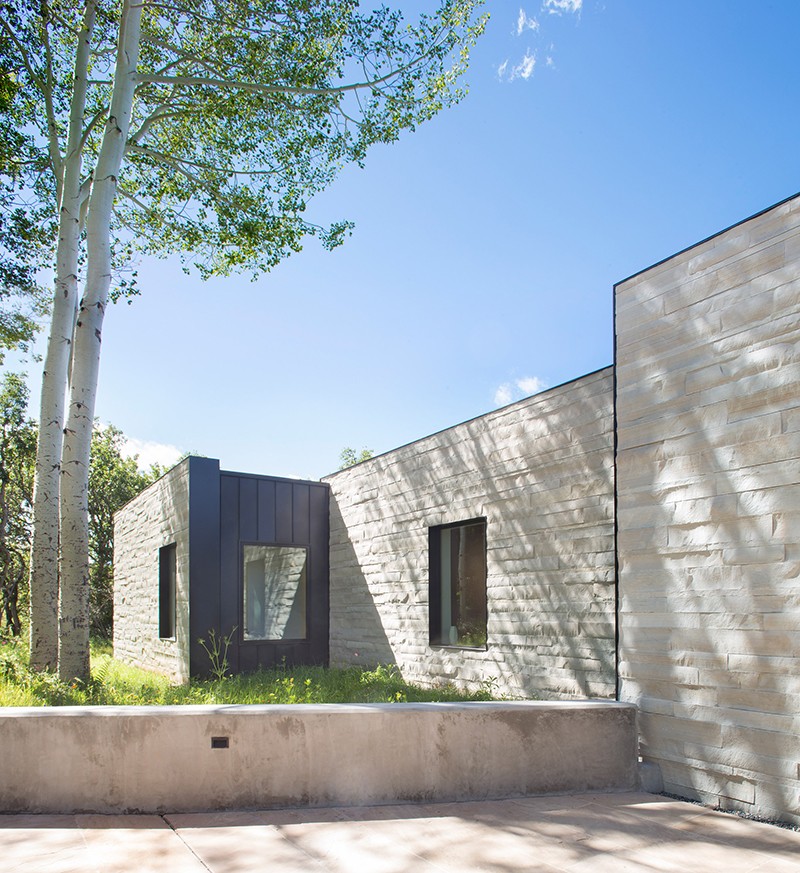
(0, 701, 637, 814)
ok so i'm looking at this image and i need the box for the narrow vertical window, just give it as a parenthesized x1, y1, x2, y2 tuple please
(429, 519, 487, 648)
(159, 543, 177, 639)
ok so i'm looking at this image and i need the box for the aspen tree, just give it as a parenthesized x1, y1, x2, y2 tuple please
(2, 0, 486, 681)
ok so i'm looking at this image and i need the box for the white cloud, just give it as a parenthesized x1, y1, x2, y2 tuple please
(494, 376, 548, 406)
(499, 1, 579, 84)
(494, 384, 513, 406)
(510, 50, 536, 81)
(516, 376, 547, 395)
(517, 8, 540, 35)
(120, 436, 184, 471)
(543, 0, 582, 15)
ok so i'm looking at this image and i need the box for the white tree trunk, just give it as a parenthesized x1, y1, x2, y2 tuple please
(29, 2, 97, 672)
(58, 0, 143, 682)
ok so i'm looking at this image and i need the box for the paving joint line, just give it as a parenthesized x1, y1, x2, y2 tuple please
(161, 814, 214, 872)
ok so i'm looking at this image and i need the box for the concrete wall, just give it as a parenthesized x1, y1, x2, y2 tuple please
(0, 701, 637, 814)
(325, 368, 616, 700)
(616, 195, 800, 825)
(114, 459, 191, 682)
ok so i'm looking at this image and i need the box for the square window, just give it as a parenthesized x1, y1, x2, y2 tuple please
(158, 543, 177, 639)
(242, 544, 308, 641)
(429, 519, 487, 648)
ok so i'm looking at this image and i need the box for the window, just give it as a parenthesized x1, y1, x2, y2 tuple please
(158, 543, 177, 639)
(242, 544, 308, 641)
(429, 518, 487, 648)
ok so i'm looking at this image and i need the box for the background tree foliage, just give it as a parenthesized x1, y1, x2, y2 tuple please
(339, 446, 374, 469)
(87, 425, 163, 638)
(0, 373, 36, 635)
(0, 375, 162, 639)
(0, 59, 49, 358)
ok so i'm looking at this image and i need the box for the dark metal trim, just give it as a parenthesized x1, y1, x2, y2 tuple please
(428, 517, 488, 649)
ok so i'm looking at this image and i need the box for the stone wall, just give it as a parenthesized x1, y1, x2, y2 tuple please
(324, 368, 616, 700)
(114, 459, 191, 682)
(615, 195, 800, 825)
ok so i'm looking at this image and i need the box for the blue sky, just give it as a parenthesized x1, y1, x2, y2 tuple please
(13, 0, 800, 478)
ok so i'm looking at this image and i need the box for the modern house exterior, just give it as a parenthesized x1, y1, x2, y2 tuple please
(114, 192, 800, 825)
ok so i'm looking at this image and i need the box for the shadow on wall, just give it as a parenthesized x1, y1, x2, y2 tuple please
(616, 203, 800, 822)
(328, 495, 396, 668)
(328, 370, 617, 700)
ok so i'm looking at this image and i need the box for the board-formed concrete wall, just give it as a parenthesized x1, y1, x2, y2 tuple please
(114, 459, 191, 682)
(325, 368, 616, 700)
(616, 195, 800, 825)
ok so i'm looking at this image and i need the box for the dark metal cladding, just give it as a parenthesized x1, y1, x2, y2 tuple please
(188, 459, 330, 677)
(188, 457, 222, 676)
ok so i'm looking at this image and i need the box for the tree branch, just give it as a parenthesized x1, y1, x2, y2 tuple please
(0, 16, 64, 188)
(40, 12, 67, 190)
(142, 3, 289, 38)
(140, 36, 228, 79)
(135, 58, 430, 99)
(0, 17, 46, 91)
(79, 108, 106, 152)
(126, 102, 181, 145)
(114, 188, 149, 213)
(114, 190, 205, 236)
(125, 142, 306, 188)
(124, 144, 218, 195)
(78, 174, 93, 230)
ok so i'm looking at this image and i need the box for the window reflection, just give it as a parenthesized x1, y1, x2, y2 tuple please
(429, 520, 487, 647)
(243, 544, 308, 640)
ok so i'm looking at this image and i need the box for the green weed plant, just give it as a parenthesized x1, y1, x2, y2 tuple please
(0, 633, 501, 707)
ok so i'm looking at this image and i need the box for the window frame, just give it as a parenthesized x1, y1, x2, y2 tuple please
(428, 517, 488, 650)
(239, 540, 310, 644)
(158, 543, 177, 640)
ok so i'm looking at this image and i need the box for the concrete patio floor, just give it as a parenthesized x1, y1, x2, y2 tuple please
(3, 791, 799, 872)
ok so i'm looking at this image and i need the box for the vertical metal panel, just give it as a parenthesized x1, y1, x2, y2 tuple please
(218, 474, 240, 674)
(237, 644, 258, 673)
(188, 457, 221, 676)
(292, 484, 310, 543)
(275, 481, 293, 543)
(238, 478, 258, 542)
(257, 480, 276, 541)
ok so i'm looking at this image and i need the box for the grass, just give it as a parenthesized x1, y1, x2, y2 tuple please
(0, 632, 499, 707)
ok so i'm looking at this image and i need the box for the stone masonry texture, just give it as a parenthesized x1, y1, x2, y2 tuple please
(615, 195, 800, 826)
(324, 368, 617, 700)
(114, 459, 191, 682)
